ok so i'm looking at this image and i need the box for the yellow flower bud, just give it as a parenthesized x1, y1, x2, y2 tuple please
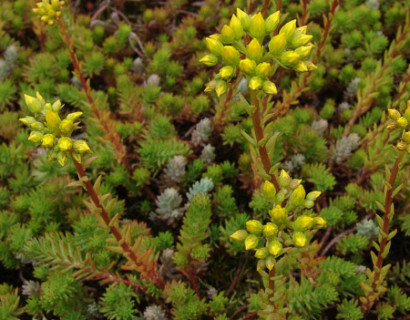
(57, 152, 67, 166)
(230, 229, 248, 241)
(30, 121, 45, 131)
(294, 215, 314, 231)
(293, 232, 307, 247)
(307, 191, 321, 201)
(388, 109, 401, 121)
(263, 81, 277, 95)
(281, 51, 300, 65)
(229, 14, 244, 39)
(257, 259, 266, 271)
(249, 76, 263, 91)
(265, 256, 275, 270)
(246, 38, 264, 62)
(57, 137, 72, 152)
(239, 58, 256, 74)
(397, 141, 406, 151)
(255, 62, 272, 77)
(244, 234, 259, 250)
(205, 37, 223, 55)
(263, 222, 278, 237)
(289, 33, 313, 48)
(265, 11, 280, 33)
(297, 26, 307, 34)
(403, 131, 410, 143)
(279, 169, 290, 187)
(19, 116, 36, 126)
(66, 112, 83, 121)
(249, 13, 265, 39)
(24, 94, 42, 113)
(219, 66, 234, 79)
(52, 99, 62, 112)
(246, 220, 263, 234)
(290, 185, 306, 206)
(236, 8, 250, 30)
(45, 110, 61, 130)
(279, 19, 297, 38)
(255, 248, 269, 259)
(221, 46, 240, 66)
(268, 240, 282, 256)
(215, 80, 227, 97)
(204, 81, 215, 92)
(200, 54, 218, 66)
(73, 140, 92, 154)
(407, 145, 410, 154)
(220, 25, 235, 44)
(304, 199, 314, 209)
(28, 131, 43, 143)
(262, 180, 276, 199)
(41, 134, 55, 148)
(60, 119, 74, 135)
(306, 62, 317, 71)
(295, 44, 314, 59)
(313, 217, 327, 229)
(268, 33, 287, 56)
(397, 117, 408, 128)
(294, 62, 308, 72)
(269, 205, 287, 222)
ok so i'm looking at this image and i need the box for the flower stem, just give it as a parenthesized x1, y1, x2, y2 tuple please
(250, 90, 280, 192)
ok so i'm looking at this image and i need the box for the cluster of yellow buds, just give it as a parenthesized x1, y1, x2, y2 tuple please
(32, 0, 65, 25)
(20, 92, 92, 166)
(200, 9, 316, 96)
(231, 170, 326, 271)
(387, 100, 410, 154)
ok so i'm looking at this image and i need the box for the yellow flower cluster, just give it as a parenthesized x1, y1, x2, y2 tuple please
(231, 170, 326, 271)
(20, 92, 92, 166)
(200, 9, 316, 97)
(32, 0, 65, 25)
(387, 100, 410, 154)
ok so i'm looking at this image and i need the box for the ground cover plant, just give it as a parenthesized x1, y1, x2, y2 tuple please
(0, 0, 409, 319)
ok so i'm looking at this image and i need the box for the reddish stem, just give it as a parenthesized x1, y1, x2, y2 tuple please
(251, 91, 281, 191)
(70, 154, 164, 289)
(262, 0, 270, 16)
(301, 0, 309, 25)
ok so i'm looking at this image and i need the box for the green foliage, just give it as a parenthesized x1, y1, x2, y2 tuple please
(100, 283, 136, 320)
(302, 163, 336, 191)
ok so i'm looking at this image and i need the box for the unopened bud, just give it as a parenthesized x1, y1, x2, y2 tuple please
(255, 62, 272, 77)
(219, 66, 234, 79)
(248, 13, 265, 39)
(24, 94, 42, 113)
(263, 81, 277, 95)
(229, 14, 244, 39)
(236, 8, 250, 30)
(45, 110, 61, 130)
(279, 19, 297, 38)
(28, 131, 43, 143)
(289, 33, 313, 48)
(262, 180, 276, 199)
(205, 37, 223, 55)
(57, 152, 67, 166)
(246, 39, 264, 62)
(294, 215, 314, 231)
(295, 44, 314, 59)
(73, 140, 92, 154)
(290, 185, 306, 207)
(52, 100, 62, 112)
(304, 199, 314, 208)
(239, 58, 256, 74)
(293, 232, 307, 247)
(268, 33, 287, 56)
(200, 54, 218, 66)
(268, 240, 282, 256)
(397, 117, 408, 128)
(246, 220, 263, 234)
(249, 76, 263, 90)
(388, 109, 401, 121)
(41, 134, 55, 148)
(307, 191, 321, 201)
(220, 25, 235, 44)
(397, 141, 406, 151)
(66, 112, 83, 121)
(60, 119, 74, 134)
(255, 247, 268, 259)
(269, 205, 287, 222)
(281, 51, 300, 65)
(221, 46, 240, 66)
(294, 62, 308, 72)
(245, 234, 259, 250)
(230, 229, 248, 241)
(279, 169, 290, 187)
(265, 256, 275, 270)
(265, 11, 280, 33)
(263, 223, 278, 237)
(57, 137, 72, 152)
(313, 217, 326, 229)
(403, 132, 410, 143)
(215, 80, 227, 97)
(19, 116, 36, 126)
